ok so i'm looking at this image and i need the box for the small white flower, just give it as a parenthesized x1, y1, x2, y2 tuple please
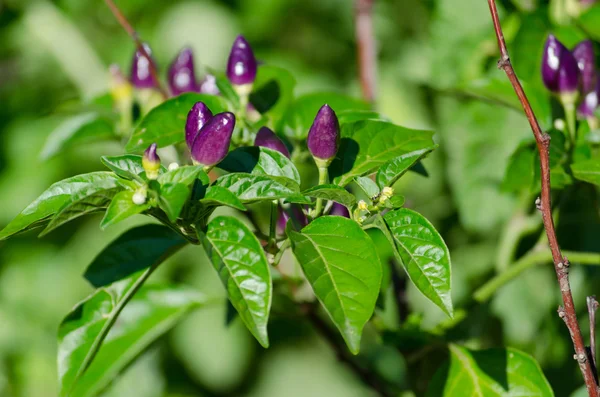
(168, 162, 180, 171)
(382, 187, 394, 197)
(554, 119, 565, 131)
(132, 188, 147, 205)
(357, 200, 369, 211)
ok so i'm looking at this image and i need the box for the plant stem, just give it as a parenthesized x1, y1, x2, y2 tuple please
(313, 166, 329, 217)
(487, 2, 598, 393)
(273, 239, 291, 267)
(564, 100, 577, 146)
(104, 0, 168, 99)
(267, 200, 278, 254)
(588, 296, 599, 369)
(355, 0, 377, 106)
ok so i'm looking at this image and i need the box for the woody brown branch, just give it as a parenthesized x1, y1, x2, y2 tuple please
(355, 0, 377, 105)
(486, 1, 598, 395)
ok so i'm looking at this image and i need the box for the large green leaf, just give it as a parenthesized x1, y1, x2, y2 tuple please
(572, 158, 600, 186)
(250, 65, 296, 123)
(158, 183, 191, 222)
(219, 146, 300, 184)
(200, 216, 272, 347)
(157, 165, 207, 187)
(330, 120, 436, 186)
(58, 281, 204, 397)
(214, 173, 300, 203)
(302, 184, 356, 208)
(41, 112, 115, 160)
(101, 155, 166, 181)
(84, 224, 187, 288)
(579, 5, 600, 42)
(0, 172, 121, 240)
(125, 93, 229, 152)
(384, 208, 453, 317)
(100, 191, 151, 229)
(427, 345, 553, 396)
(288, 216, 382, 354)
(376, 145, 438, 188)
(280, 92, 370, 139)
(200, 186, 246, 211)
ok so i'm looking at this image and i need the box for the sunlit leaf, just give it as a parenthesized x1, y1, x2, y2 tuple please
(100, 190, 150, 229)
(376, 145, 438, 188)
(302, 184, 356, 208)
(214, 173, 300, 203)
(219, 146, 300, 184)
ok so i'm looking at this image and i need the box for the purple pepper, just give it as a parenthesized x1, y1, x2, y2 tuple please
(131, 43, 159, 89)
(541, 35, 579, 95)
(199, 74, 221, 96)
(168, 47, 199, 95)
(254, 127, 291, 158)
(573, 40, 596, 94)
(185, 102, 213, 151)
(578, 73, 600, 118)
(142, 143, 161, 179)
(190, 112, 236, 167)
(226, 35, 257, 87)
(330, 202, 350, 218)
(277, 205, 308, 234)
(307, 104, 340, 164)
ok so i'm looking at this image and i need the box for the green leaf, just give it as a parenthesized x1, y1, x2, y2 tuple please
(250, 65, 296, 123)
(376, 145, 438, 188)
(126, 93, 229, 152)
(100, 191, 150, 229)
(330, 120, 436, 186)
(281, 92, 370, 139)
(157, 165, 207, 186)
(302, 184, 356, 208)
(337, 109, 385, 125)
(427, 345, 553, 396)
(101, 154, 165, 182)
(213, 72, 240, 108)
(0, 172, 121, 240)
(214, 173, 300, 203)
(354, 176, 380, 199)
(159, 183, 190, 222)
(579, 5, 600, 41)
(41, 112, 114, 160)
(384, 208, 453, 317)
(501, 141, 537, 193)
(84, 224, 187, 288)
(288, 216, 382, 354)
(200, 186, 246, 211)
(58, 281, 203, 397)
(200, 216, 272, 347)
(572, 158, 600, 186)
(219, 146, 300, 184)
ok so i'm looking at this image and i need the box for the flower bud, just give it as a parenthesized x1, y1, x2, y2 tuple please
(199, 74, 221, 96)
(226, 35, 257, 94)
(131, 43, 159, 89)
(142, 143, 161, 179)
(109, 64, 133, 103)
(168, 162, 180, 171)
(307, 104, 340, 166)
(132, 187, 147, 205)
(573, 40, 596, 94)
(330, 202, 350, 218)
(357, 200, 369, 212)
(254, 127, 290, 158)
(185, 102, 213, 150)
(190, 112, 236, 167)
(541, 35, 579, 96)
(168, 47, 199, 95)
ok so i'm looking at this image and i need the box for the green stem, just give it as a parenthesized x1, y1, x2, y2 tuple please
(495, 208, 541, 272)
(474, 250, 600, 303)
(267, 200, 278, 253)
(313, 166, 329, 217)
(563, 100, 577, 146)
(273, 239, 291, 267)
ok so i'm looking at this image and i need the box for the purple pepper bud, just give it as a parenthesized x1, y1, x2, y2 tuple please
(226, 35, 257, 90)
(254, 127, 291, 158)
(277, 205, 308, 234)
(168, 47, 199, 95)
(185, 102, 213, 151)
(578, 73, 600, 118)
(199, 74, 221, 96)
(541, 35, 580, 96)
(307, 104, 340, 166)
(142, 143, 161, 179)
(330, 202, 350, 218)
(573, 40, 596, 94)
(131, 43, 159, 89)
(191, 112, 236, 167)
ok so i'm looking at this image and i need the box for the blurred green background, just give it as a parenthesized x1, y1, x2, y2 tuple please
(0, 0, 597, 395)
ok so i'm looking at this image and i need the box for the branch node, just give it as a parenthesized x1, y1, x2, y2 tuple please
(541, 132, 551, 148)
(575, 353, 588, 364)
(497, 56, 510, 69)
(558, 306, 566, 319)
(535, 197, 542, 211)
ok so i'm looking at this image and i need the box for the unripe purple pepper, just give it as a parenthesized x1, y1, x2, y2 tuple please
(277, 205, 308, 234)
(330, 202, 350, 218)
(254, 127, 290, 158)
(190, 112, 236, 167)
(226, 35, 257, 94)
(573, 40, 596, 94)
(578, 72, 600, 118)
(168, 47, 199, 95)
(307, 104, 340, 166)
(541, 35, 579, 96)
(131, 43, 159, 89)
(142, 143, 161, 179)
(185, 102, 213, 151)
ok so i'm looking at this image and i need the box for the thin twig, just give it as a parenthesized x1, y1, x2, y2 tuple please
(355, 0, 377, 105)
(588, 296, 599, 369)
(486, 1, 598, 395)
(104, 0, 168, 99)
(306, 308, 392, 397)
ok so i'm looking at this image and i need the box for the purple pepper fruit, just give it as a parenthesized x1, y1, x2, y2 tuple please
(131, 43, 159, 89)
(578, 73, 600, 118)
(307, 104, 340, 165)
(254, 127, 291, 158)
(541, 35, 579, 95)
(190, 112, 236, 167)
(226, 35, 257, 87)
(573, 40, 596, 94)
(330, 202, 350, 218)
(142, 143, 161, 179)
(168, 47, 199, 95)
(185, 102, 213, 151)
